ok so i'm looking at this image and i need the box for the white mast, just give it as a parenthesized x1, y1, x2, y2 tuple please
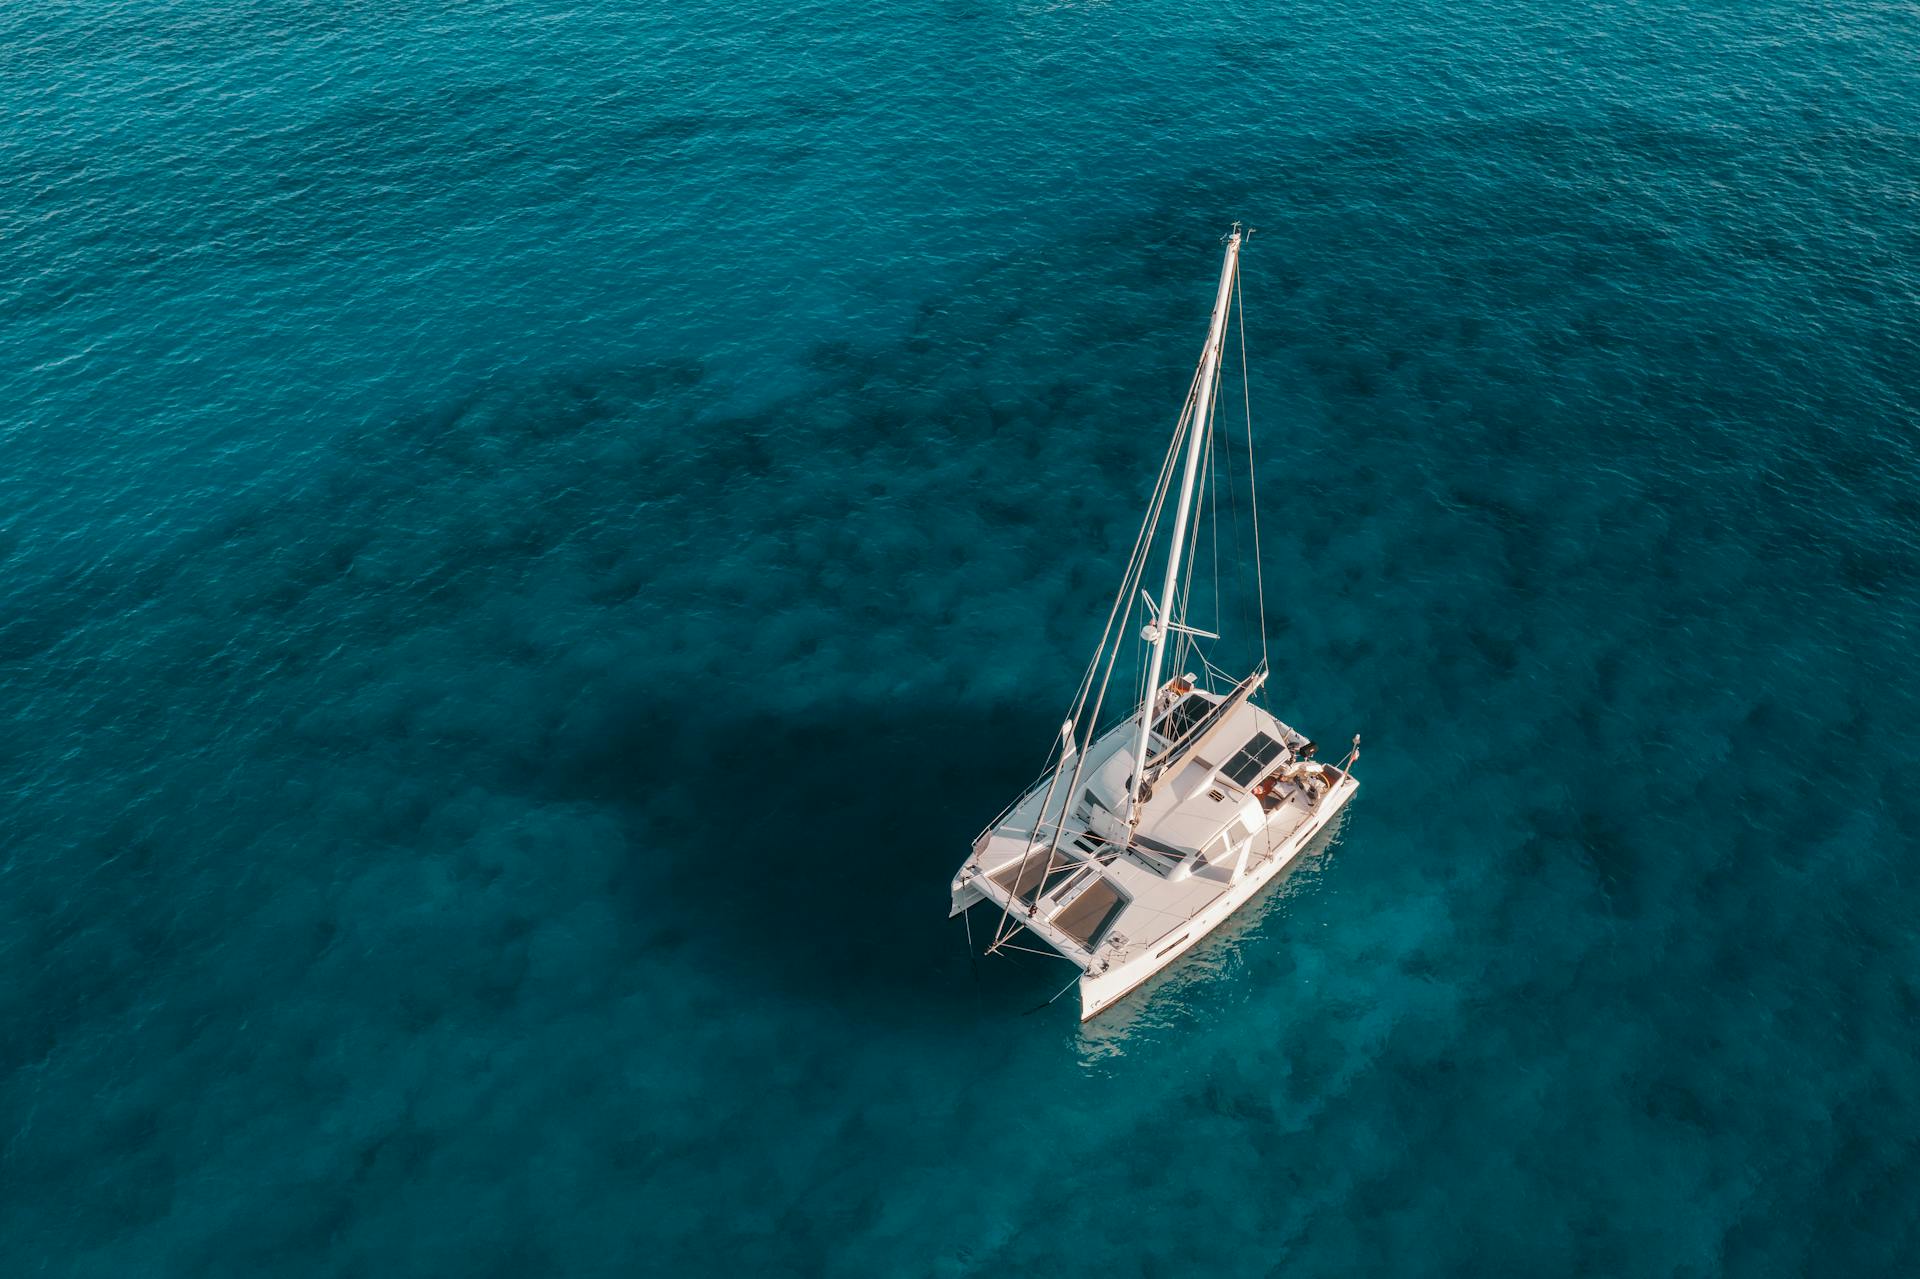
(1127, 227, 1243, 827)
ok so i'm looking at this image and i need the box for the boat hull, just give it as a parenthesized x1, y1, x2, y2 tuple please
(1076, 774, 1358, 1020)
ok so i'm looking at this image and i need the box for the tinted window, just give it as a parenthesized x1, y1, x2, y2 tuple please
(1220, 732, 1285, 787)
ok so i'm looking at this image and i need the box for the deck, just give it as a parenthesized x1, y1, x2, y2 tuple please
(960, 690, 1334, 969)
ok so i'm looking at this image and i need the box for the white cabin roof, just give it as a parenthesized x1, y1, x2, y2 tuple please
(968, 686, 1325, 967)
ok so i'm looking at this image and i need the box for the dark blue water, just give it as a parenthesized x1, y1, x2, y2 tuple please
(6, 1, 1920, 1273)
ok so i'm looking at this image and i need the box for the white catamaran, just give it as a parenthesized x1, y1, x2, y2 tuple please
(950, 225, 1361, 1020)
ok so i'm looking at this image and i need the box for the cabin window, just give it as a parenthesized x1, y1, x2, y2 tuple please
(1154, 693, 1212, 742)
(1198, 832, 1228, 868)
(1198, 825, 1248, 868)
(1220, 732, 1285, 787)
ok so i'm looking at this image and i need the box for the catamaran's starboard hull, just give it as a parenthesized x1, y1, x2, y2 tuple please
(1074, 774, 1356, 1020)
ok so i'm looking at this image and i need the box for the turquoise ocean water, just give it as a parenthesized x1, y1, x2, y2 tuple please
(6, 1, 1920, 1273)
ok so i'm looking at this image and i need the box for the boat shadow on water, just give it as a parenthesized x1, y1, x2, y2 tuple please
(545, 692, 1081, 1023)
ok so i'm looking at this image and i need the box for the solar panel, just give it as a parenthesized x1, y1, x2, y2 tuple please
(1220, 732, 1284, 787)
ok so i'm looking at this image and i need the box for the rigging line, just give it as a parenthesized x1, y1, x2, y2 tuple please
(1196, 648, 1233, 685)
(1177, 467, 1197, 677)
(1193, 322, 1232, 678)
(993, 941, 1081, 962)
(1026, 967, 1087, 1015)
(1056, 435, 1178, 740)
(1051, 348, 1202, 738)
(1172, 333, 1226, 683)
(1181, 394, 1216, 680)
(1163, 251, 1237, 693)
(1236, 265, 1270, 680)
(1140, 390, 1200, 653)
(994, 282, 1225, 952)
(1049, 387, 1187, 732)
(1210, 379, 1222, 651)
(1216, 291, 1250, 690)
(964, 904, 978, 979)
(1134, 643, 1147, 726)
(991, 367, 1202, 950)
(1083, 363, 1198, 710)
(1063, 397, 1189, 755)
(986, 917, 1031, 952)
(1111, 383, 1199, 667)
(1173, 417, 1205, 680)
